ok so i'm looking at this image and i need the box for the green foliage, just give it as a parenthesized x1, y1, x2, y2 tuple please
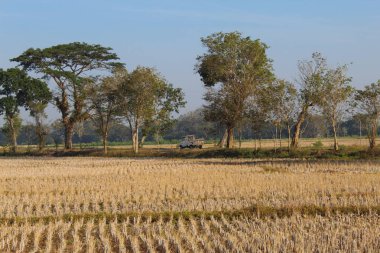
(117, 66, 186, 152)
(0, 68, 50, 151)
(12, 42, 122, 149)
(196, 32, 274, 148)
(312, 140, 324, 149)
(1, 114, 22, 142)
(0, 68, 47, 116)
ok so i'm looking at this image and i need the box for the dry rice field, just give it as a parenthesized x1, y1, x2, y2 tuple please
(0, 157, 379, 252)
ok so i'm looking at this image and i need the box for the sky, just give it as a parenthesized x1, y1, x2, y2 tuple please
(0, 0, 380, 122)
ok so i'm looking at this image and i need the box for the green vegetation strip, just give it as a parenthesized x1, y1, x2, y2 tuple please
(2, 205, 380, 225)
(3, 145, 380, 160)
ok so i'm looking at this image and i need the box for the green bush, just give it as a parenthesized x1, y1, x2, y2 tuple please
(312, 140, 324, 149)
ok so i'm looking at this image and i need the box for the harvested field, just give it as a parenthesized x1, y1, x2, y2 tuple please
(0, 157, 379, 252)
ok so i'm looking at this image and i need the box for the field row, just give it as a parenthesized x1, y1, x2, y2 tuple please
(1, 214, 379, 253)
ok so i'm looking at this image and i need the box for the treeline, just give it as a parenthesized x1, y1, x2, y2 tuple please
(1, 31, 380, 153)
(0, 107, 368, 149)
(1, 43, 185, 154)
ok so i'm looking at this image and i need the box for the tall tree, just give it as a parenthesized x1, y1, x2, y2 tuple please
(87, 68, 127, 154)
(12, 42, 122, 150)
(355, 81, 380, 149)
(118, 67, 185, 154)
(196, 32, 273, 148)
(319, 65, 353, 151)
(291, 53, 327, 149)
(0, 68, 50, 152)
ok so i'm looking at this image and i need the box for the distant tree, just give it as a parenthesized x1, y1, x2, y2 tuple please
(27, 81, 52, 151)
(50, 119, 64, 151)
(74, 120, 85, 150)
(196, 32, 273, 148)
(19, 123, 35, 149)
(12, 42, 122, 150)
(291, 53, 327, 149)
(265, 79, 297, 150)
(355, 81, 380, 149)
(118, 67, 185, 153)
(245, 86, 271, 150)
(164, 108, 218, 141)
(108, 122, 130, 143)
(0, 68, 50, 152)
(319, 64, 353, 151)
(30, 103, 50, 151)
(87, 68, 126, 154)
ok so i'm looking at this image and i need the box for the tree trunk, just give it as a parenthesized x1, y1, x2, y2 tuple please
(35, 115, 45, 151)
(369, 120, 377, 150)
(7, 116, 17, 153)
(38, 135, 46, 151)
(238, 128, 242, 149)
(287, 124, 291, 152)
(64, 124, 74, 150)
(139, 135, 147, 148)
(226, 127, 234, 148)
(102, 133, 108, 155)
(132, 127, 139, 154)
(332, 120, 339, 151)
(291, 105, 308, 149)
(218, 129, 228, 148)
(274, 125, 278, 152)
(259, 135, 262, 149)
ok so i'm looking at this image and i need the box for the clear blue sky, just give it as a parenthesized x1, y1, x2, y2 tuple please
(1, 0, 380, 121)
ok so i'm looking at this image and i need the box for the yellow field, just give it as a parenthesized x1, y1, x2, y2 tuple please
(0, 157, 379, 252)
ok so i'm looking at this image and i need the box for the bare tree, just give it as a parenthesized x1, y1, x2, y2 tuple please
(319, 65, 353, 151)
(291, 53, 327, 149)
(263, 79, 297, 151)
(355, 81, 380, 149)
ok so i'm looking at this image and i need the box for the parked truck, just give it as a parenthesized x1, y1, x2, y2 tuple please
(179, 135, 204, 149)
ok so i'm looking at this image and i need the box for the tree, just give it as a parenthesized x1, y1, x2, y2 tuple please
(50, 119, 64, 151)
(319, 65, 353, 151)
(118, 66, 185, 153)
(1, 114, 22, 152)
(30, 104, 50, 151)
(12, 42, 122, 150)
(265, 80, 297, 151)
(26, 79, 52, 151)
(245, 85, 271, 151)
(196, 32, 273, 148)
(355, 81, 380, 149)
(0, 68, 50, 152)
(291, 53, 327, 149)
(87, 68, 126, 154)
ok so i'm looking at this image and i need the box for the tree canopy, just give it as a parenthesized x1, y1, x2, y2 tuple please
(0, 68, 51, 152)
(196, 31, 273, 148)
(11, 42, 122, 149)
